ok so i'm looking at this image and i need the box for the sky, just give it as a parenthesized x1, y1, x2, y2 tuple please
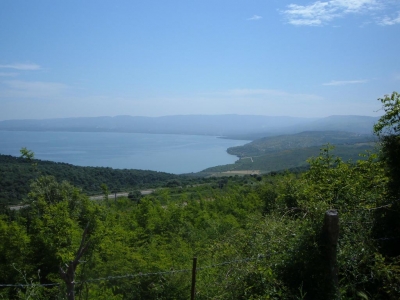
(0, 0, 399, 120)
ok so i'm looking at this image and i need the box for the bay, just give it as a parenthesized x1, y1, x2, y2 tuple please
(0, 131, 248, 174)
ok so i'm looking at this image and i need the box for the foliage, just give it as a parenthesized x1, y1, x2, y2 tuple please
(0, 153, 189, 205)
(228, 131, 376, 157)
(0, 134, 399, 298)
(100, 183, 109, 202)
(373, 91, 400, 136)
(201, 143, 377, 175)
(372, 91, 400, 258)
(20, 147, 35, 161)
(127, 190, 142, 202)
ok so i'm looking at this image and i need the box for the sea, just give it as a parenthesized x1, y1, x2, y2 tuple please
(0, 131, 248, 174)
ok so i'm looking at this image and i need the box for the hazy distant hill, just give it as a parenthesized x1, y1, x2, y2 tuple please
(285, 115, 378, 135)
(0, 114, 379, 137)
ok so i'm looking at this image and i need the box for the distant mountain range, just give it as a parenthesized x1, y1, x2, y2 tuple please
(0, 115, 379, 138)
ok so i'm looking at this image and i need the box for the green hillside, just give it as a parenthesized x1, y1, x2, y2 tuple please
(200, 143, 377, 175)
(227, 131, 376, 157)
(200, 131, 378, 176)
(0, 85, 398, 300)
(0, 131, 379, 205)
(0, 154, 184, 205)
(0, 144, 398, 299)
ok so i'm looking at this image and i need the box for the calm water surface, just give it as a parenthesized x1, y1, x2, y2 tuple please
(0, 131, 248, 174)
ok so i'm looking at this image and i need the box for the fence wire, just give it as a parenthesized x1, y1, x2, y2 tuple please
(0, 255, 268, 288)
(1, 205, 398, 290)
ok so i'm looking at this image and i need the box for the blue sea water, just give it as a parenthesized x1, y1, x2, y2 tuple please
(0, 131, 248, 174)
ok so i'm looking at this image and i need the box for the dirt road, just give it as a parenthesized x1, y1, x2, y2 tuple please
(9, 189, 156, 210)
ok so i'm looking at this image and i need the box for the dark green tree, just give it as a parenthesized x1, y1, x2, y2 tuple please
(373, 91, 400, 257)
(128, 190, 142, 203)
(100, 183, 109, 202)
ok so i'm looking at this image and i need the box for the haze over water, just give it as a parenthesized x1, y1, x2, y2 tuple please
(0, 131, 248, 174)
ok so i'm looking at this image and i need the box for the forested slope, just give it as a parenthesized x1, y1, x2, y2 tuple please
(227, 131, 376, 157)
(0, 94, 399, 299)
(0, 145, 398, 299)
(201, 143, 376, 175)
(0, 154, 182, 205)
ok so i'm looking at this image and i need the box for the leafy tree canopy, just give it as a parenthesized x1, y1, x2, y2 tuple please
(20, 147, 35, 161)
(373, 91, 400, 136)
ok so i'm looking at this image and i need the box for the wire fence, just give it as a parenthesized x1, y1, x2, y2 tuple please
(0, 241, 397, 289)
(1, 207, 398, 296)
(0, 255, 269, 288)
(2, 228, 398, 289)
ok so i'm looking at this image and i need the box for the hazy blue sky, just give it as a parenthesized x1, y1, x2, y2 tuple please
(0, 0, 399, 120)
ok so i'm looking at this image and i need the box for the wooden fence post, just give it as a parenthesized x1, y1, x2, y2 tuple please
(191, 257, 197, 300)
(322, 209, 339, 298)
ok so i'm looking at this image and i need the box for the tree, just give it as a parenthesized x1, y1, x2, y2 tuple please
(100, 183, 109, 202)
(373, 91, 400, 199)
(22, 176, 96, 298)
(20, 147, 38, 172)
(373, 91, 400, 136)
(371, 92, 400, 259)
(59, 224, 90, 300)
(20, 147, 35, 161)
(165, 179, 181, 188)
(128, 190, 142, 203)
